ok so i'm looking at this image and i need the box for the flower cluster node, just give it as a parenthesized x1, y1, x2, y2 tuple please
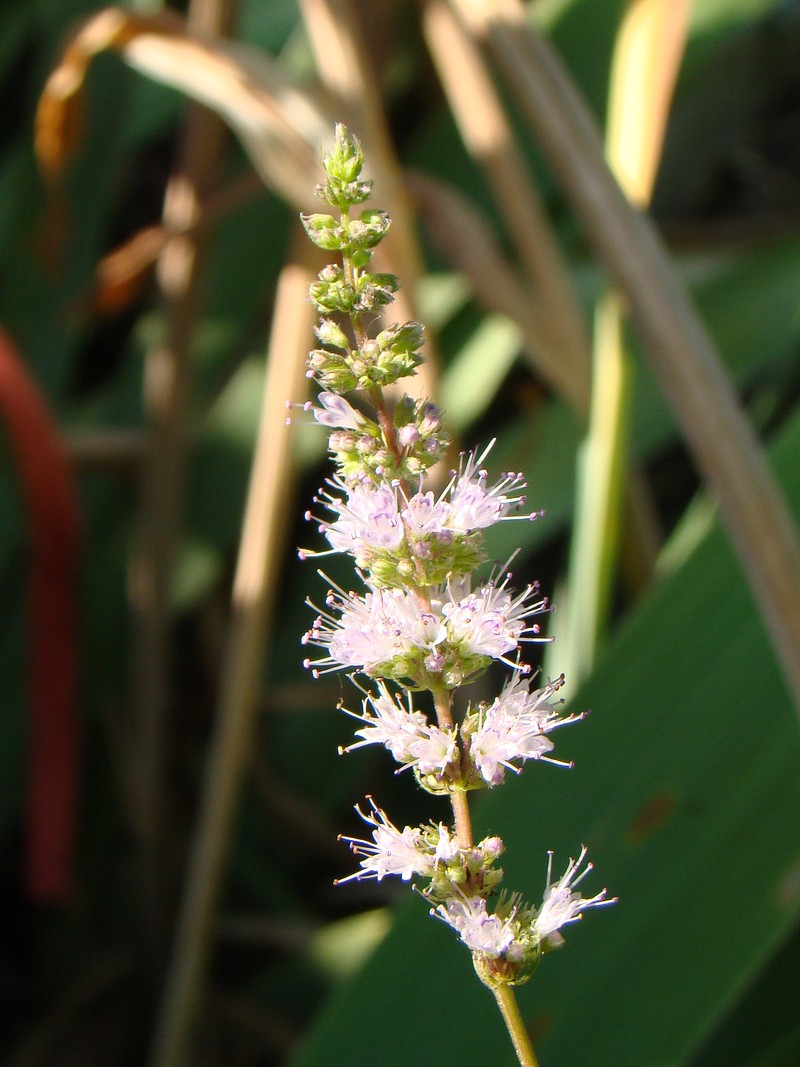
(434, 846, 613, 987)
(306, 307, 423, 390)
(337, 673, 579, 795)
(298, 123, 612, 993)
(302, 572, 550, 690)
(301, 440, 543, 586)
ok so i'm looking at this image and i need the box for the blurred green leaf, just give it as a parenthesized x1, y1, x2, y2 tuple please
(691, 922, 800, 1067)
(308, 910, 392, 981)
(440, 315, 522, 431)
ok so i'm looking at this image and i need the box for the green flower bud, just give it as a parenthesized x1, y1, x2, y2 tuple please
(307, 349, 358, 392)
(315, 318, 350, 351)
(353, 272, 399, 313)
(347, 209, 391, 251)
(325, 123, 364, 184)
(309, 265, 356, 314)
(313, 126, 378, 210)
(376, 320, 425, 359)
(315, 178, 373, 208)
(474, 951, 540, 989)
(414, 769, 457, 796)
(300, 213, 342, 251)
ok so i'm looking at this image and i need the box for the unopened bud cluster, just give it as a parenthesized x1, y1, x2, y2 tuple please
(298, 125, 611, 990)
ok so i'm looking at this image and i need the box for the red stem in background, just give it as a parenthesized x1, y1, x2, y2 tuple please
(0, 327, 80, 901)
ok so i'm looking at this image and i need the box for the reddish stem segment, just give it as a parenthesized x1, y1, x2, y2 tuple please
(0, 327, 80, 901)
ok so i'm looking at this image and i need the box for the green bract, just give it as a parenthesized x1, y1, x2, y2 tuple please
(300, 213, 342, 251)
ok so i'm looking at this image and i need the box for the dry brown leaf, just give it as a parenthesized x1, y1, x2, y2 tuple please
(36, 6, 331, 208)
(36, 9, 185, 181)
(88, 225, 166, 315)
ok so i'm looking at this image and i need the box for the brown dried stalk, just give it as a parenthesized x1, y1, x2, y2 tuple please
(147, 230, 319, 1067)
(127, 0, 237, 954)
(450, 0, 800, 712)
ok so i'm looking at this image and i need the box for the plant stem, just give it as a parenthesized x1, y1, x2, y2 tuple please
(492, 984, 540, 1067)
(431, 685, 474, 849)
(371, 380, 475, 853)
(369, 385, 402, 465)
(450, 789, 474, 851)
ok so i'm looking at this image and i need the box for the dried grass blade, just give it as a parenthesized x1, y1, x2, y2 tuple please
(407, 169, 586, 412)
(565, 0, 690, 681)
(36, 7, 331, 211)
(128, 0, 237, 966)
(451, 0, 800, 712)
(606, 0, 692, 208)
(147, 230, 318, 1067)
(422, 0, 590, 411)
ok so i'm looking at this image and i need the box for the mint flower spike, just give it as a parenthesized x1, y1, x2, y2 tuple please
(299, 124, 613, 1063)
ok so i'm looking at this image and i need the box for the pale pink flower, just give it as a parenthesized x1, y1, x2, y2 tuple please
(433, 895, 524, 962)
(533, 847, 614, 948)
(441, 572, 550, 665)
(341, 683, 457, 775)
(469, 674, 584, 786)
(443, 441, 539, 532)
(315, 478, 404, 556)
(303, 579, 444, 677)
(337, 800, 435, 883)
(400, 489, 450, 537)
(311, 391, 365, 429)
